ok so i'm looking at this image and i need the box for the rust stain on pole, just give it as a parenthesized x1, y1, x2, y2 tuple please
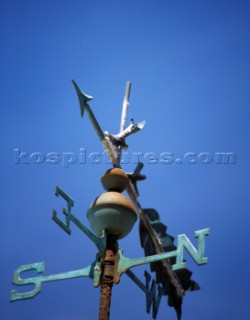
(99, 237, 118, 320)
(99, 282, 113, 320)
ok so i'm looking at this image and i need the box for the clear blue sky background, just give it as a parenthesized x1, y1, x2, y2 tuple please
(1, 0, 250, 319)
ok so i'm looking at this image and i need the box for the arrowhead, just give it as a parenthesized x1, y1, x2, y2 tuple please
(72, 80, 93, 117)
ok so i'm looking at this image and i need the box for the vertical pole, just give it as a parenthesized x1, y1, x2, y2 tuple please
(117, 81, 131, 164)
(99, 236, 118, 320)
(120, 81, 131, 133)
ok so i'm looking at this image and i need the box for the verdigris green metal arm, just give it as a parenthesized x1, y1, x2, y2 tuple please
(68, 212, 107, 256)
(52, 185, 106, 256)
(10, 259, 101, 302)
(116, 228, 209, 280)
(10, 228, 209, 302)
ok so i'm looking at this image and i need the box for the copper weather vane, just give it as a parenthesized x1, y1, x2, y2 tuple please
(10, 80, 209, 320)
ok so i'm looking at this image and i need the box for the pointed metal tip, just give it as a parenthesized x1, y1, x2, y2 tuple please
(71, 80, 93, 117)
(138, 120, 146, 130)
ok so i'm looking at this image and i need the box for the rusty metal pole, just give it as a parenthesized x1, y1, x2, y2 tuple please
(99, 236, 118, 320)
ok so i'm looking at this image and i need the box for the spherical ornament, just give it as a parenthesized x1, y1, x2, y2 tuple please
(87, 191, 137, 240)
(101, 168, 129, 192)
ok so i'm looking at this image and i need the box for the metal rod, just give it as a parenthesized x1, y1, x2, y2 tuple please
(99, 275, 113, 320)
(85, 104, 106, 142)
(116, 83, 181, 293)
(117, 81, 131, 164)
(99, 236, 118, 320)
(120, 81, 131, 133)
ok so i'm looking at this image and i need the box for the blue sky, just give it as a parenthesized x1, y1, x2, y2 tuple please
(1, 0, 250, 319)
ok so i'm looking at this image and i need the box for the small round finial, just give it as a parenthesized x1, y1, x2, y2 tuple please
(101, 168, 129, 192)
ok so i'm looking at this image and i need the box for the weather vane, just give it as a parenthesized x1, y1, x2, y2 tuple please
(10, 80, 210, 319)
